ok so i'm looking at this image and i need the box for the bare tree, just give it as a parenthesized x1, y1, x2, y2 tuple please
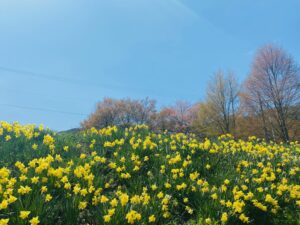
(204, 70, 240, 134)
(245, 44, 300, 142)
(171, 101, 192, 132)
(136, 97, 156, 125)
(154, 101, 198, 133)
(228, 72, 239, 130)
(240, 77, 271, 141)
(191, 102, 219, 136)
(81, 98, 119, 128)
(81, 97, 156, 129)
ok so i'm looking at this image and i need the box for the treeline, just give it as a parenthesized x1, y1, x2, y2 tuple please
(82, 44, 300, 142)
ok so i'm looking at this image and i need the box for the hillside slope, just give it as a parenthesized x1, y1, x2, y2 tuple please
(0, 122, 299, 225)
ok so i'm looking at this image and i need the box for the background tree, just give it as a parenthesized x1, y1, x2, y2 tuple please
(202, 70, 240, 134)
(81, 45, 300, 142)
(240, 77, 272, 141)
(81, 98, 119, 128)
(170, 101, 192, 133)
(190, 102, 219, 137)
(241, 44, 300, 142)
(155, 107, 176, 132)
(81, 97, 156, 129)
(136, 97, 157, 125)
(155, 101, 197, 133)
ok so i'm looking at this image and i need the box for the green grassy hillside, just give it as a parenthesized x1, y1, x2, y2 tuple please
(0, 122, 299, 225)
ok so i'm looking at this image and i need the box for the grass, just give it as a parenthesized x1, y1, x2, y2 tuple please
(0, 121, 299, 225)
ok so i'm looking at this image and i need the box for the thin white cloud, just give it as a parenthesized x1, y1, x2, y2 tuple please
(160, 0, 239, 43)
(154, 0, 199, 20)
(171, 0, 199, 19)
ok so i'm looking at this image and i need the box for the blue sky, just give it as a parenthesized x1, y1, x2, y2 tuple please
(0, 0, 299, 131)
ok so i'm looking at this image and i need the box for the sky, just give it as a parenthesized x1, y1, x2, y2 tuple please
(0, 0, 299, 131)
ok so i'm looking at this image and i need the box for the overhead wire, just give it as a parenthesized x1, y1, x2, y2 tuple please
(0, 103, 88, 116)
(0, 65, 199, 116)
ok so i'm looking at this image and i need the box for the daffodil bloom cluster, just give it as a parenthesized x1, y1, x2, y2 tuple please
(0, 122, 299, 224)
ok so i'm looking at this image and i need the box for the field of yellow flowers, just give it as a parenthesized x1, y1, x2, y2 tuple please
(0, 121, 299, 225)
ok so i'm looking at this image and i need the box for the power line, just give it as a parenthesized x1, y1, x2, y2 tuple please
(0, 65, 82, 84)
(0, 65, 144, 91)
(0, 65, 200, 100)
(0, 66, 193, 118)
(0, 103, 88, 116)
(1, 86, 90, 105)
(0, 65, 167, 99)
